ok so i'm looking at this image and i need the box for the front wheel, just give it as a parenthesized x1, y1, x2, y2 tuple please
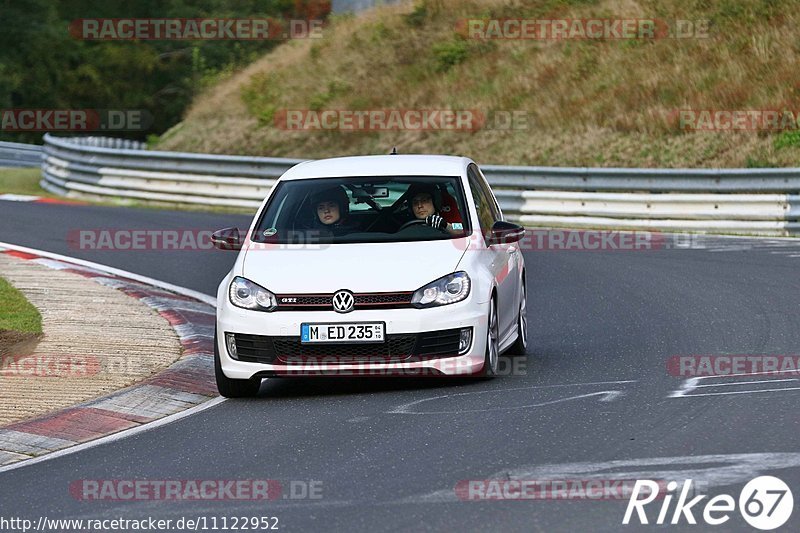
(478, 297, 499, 378)
(214, 331, 261, 398)
(507, 280, 528, 356)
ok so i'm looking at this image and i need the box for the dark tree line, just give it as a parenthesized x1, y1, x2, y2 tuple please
(0, 0, 330, 143)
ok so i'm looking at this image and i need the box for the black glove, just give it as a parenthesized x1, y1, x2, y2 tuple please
(425, 214, 447, 231)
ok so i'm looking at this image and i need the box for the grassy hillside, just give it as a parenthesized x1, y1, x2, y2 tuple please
(156, 0, 800, 167)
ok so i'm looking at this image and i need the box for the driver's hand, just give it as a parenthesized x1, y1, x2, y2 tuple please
(425, 214, 447, 231)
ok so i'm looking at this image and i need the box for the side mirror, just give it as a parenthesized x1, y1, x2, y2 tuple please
(487, 221, 525, 245)
(211, 227, 242, 250)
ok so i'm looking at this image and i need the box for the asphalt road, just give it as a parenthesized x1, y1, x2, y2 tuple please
(1, 200, 800, 532)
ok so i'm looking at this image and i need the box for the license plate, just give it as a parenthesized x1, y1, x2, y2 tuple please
(301, 322, 385, 344)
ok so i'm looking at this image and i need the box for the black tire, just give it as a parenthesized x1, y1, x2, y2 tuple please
(214, 331, 261, 398)
(507, 279, 528, 356)
(478, 296, 499, 378)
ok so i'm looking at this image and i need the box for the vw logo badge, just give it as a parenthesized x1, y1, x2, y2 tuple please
(332, 290, 355, 313)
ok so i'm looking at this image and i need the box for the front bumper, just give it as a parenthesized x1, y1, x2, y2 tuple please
(216, 297, 489, 378)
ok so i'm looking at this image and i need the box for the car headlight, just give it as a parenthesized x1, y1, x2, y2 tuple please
(229, 276, 277, 311)
(412, 272, 470, 308)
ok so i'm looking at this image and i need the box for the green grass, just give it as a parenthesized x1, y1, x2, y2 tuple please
(0, 276, 42, 334)
(0, 167, 46, 196)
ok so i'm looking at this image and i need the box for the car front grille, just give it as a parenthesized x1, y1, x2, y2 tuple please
(231, 328, 464, 365)
(274, 291, 414, 311)
(274, 335, 417, 363)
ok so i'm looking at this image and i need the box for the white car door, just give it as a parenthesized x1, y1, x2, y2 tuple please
(468, 165, 519, 340)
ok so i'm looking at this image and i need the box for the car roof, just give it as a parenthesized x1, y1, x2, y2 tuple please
(279, 155, 472, 181)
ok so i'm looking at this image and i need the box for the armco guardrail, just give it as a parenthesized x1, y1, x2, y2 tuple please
(482, 164, 800, 192)
(40, 134, 800, 235)
(0, 141, 43, 168)
(41, 134, 300, 209)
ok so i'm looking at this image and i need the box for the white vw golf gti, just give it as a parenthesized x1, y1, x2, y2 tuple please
(213, 155, 527, 397)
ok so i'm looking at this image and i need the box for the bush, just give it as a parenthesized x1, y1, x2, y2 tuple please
(432, 39, 470, 72)
(404, 1, 428, 28)
(774, 129, 800, 150)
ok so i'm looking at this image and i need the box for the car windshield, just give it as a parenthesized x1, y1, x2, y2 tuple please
(251, 176, 470, 244)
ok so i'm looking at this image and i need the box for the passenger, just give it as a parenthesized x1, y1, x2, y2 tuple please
(309, 186, 358, 236)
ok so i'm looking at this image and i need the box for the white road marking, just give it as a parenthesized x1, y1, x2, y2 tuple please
(674, 386, 800, 398)
(669, 370, 800, 398)
(388, 380, 634, 415)
(405, 452, 800, 504)
(707, 247, 753, 252)
(693, 378, 798, 388)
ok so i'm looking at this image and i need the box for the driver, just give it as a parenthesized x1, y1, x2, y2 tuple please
(405, 183, 459, 234)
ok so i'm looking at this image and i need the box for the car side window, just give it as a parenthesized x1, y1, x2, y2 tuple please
(476, 166, 503, 221)
(467, 164, 498, 235)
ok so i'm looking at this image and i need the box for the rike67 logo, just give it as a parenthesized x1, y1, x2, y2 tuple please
(623, 476, 793, 530)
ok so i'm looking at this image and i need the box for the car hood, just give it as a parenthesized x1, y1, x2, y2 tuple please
(241, 238, 469, 293)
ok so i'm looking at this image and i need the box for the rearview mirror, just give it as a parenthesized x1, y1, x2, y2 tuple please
(487, 221, 525, 245)
(352, 186, 390, 202)
(211, 227, 242, 250)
